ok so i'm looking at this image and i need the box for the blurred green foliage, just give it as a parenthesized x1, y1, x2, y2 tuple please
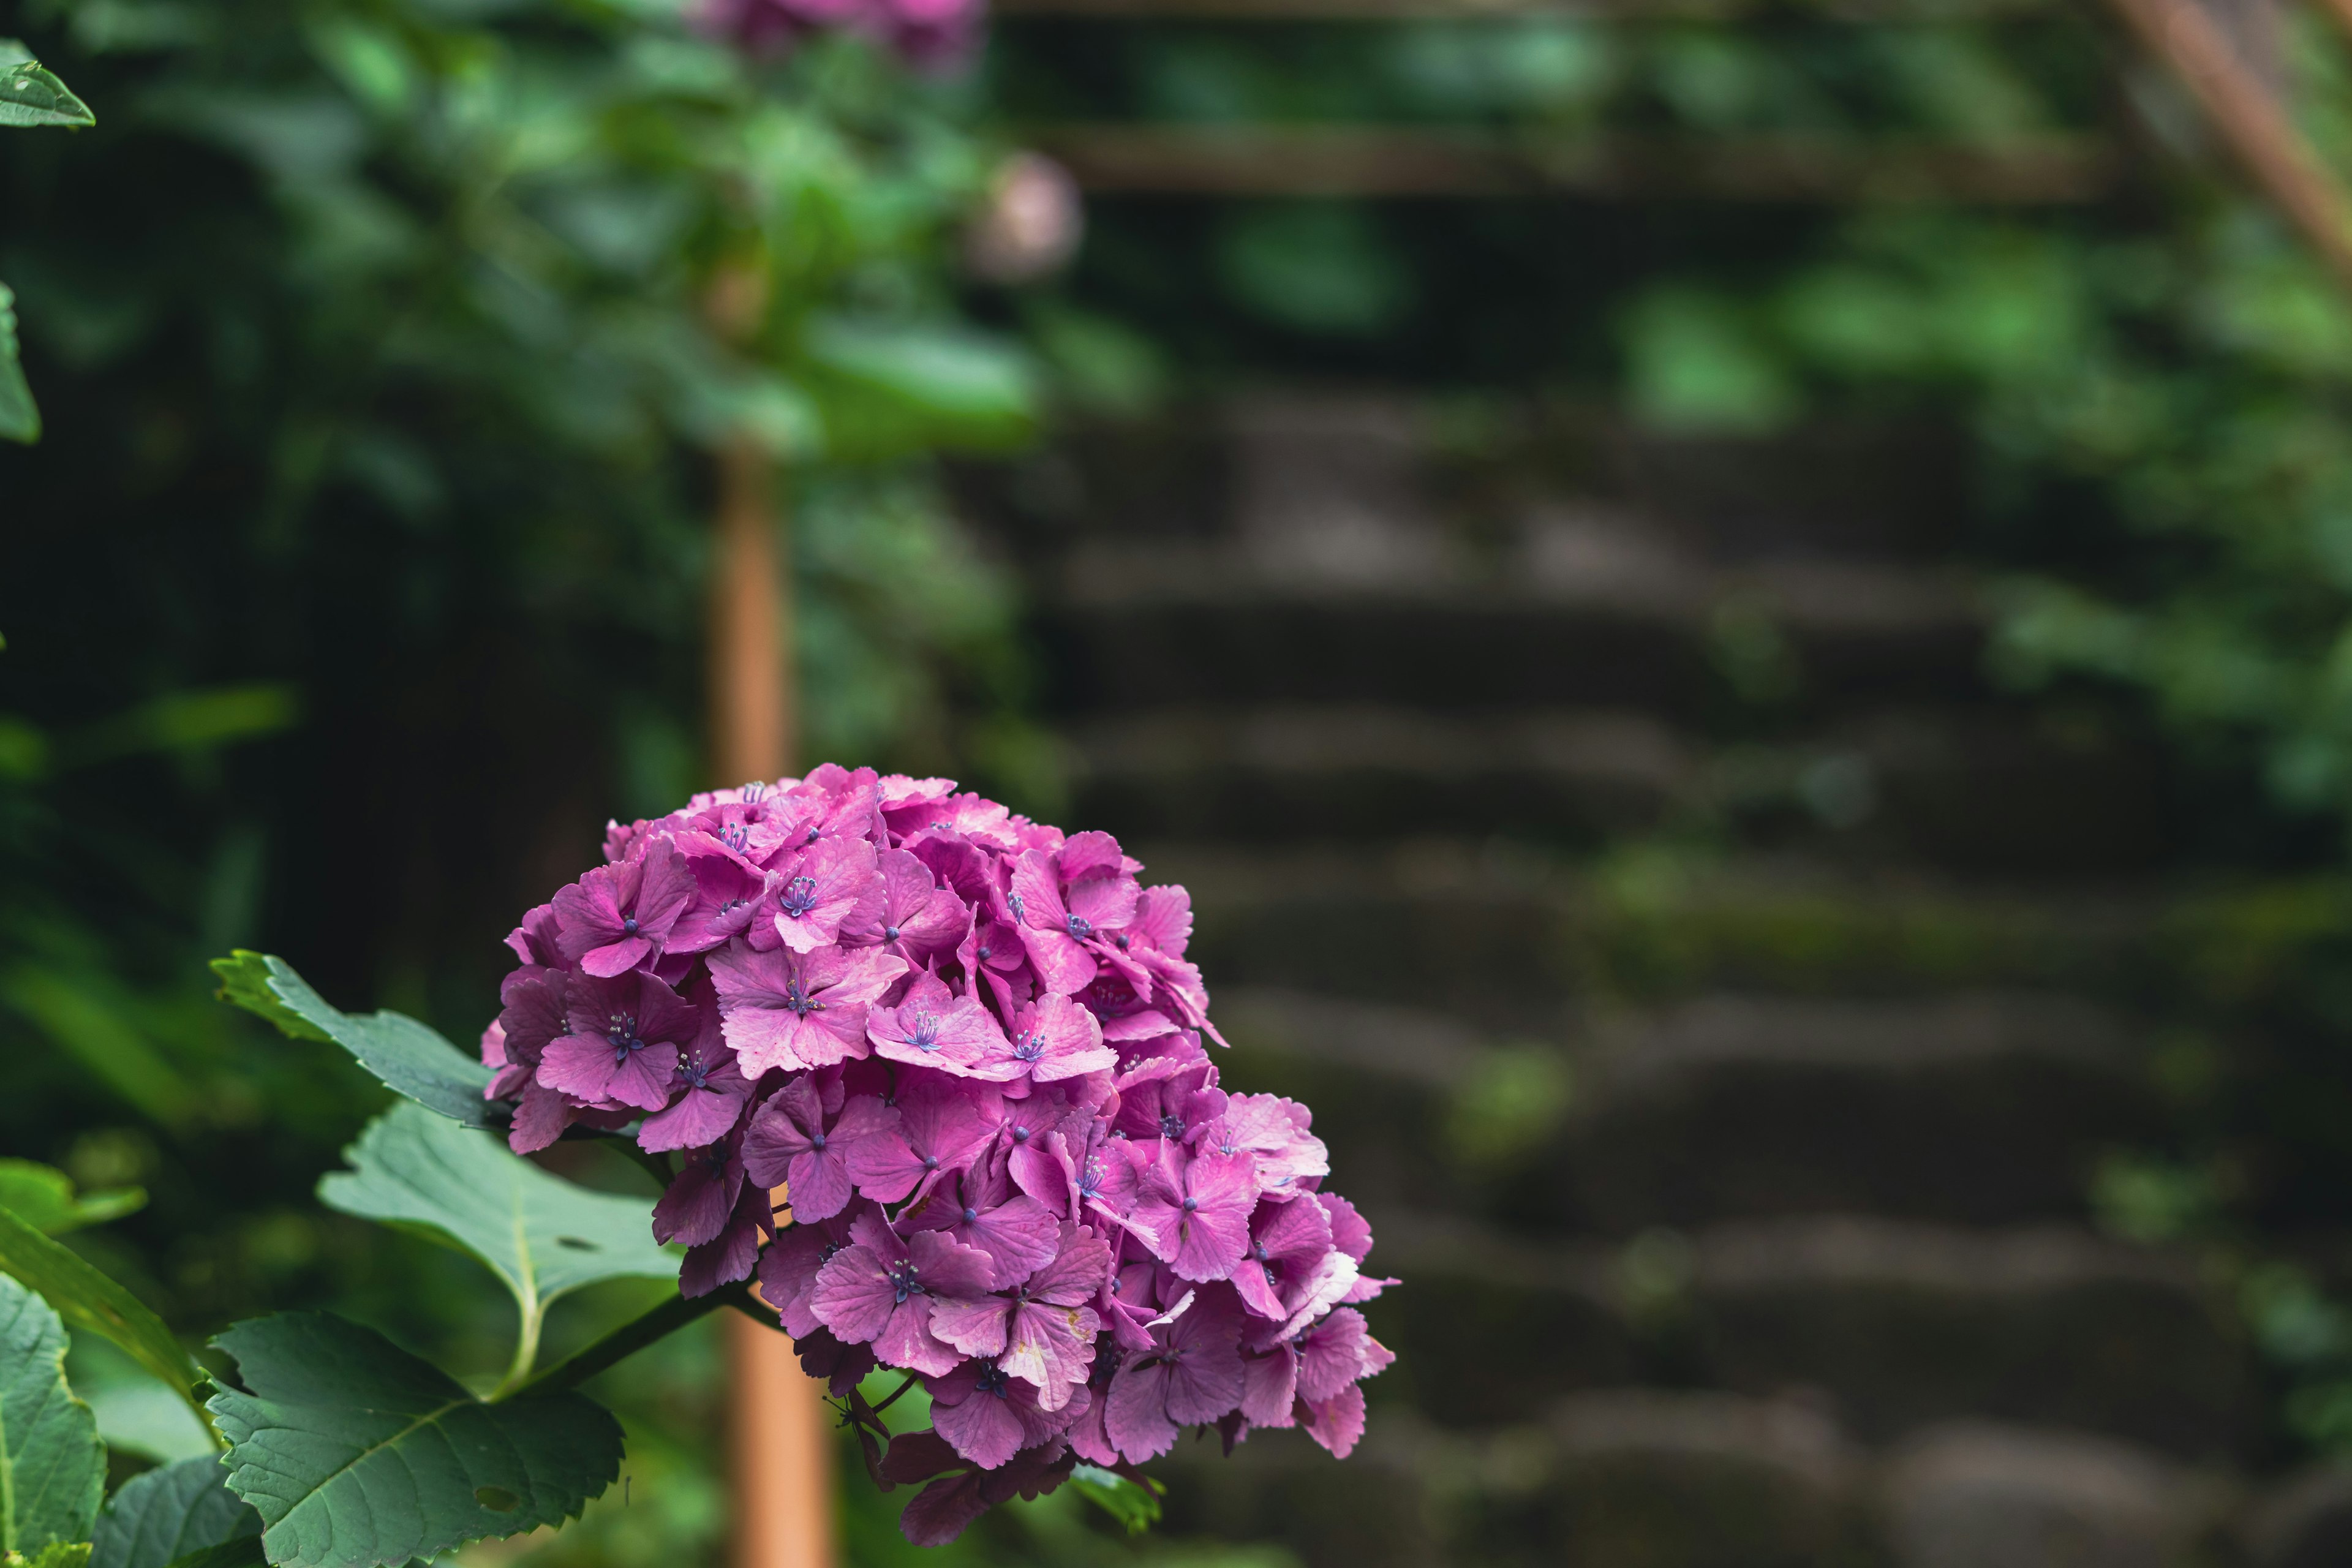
(0, 0, 1092, 1562)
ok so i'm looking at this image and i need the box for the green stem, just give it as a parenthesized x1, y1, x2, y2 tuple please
(502, 1281, 757, 1401)
(488, 1303, 545, 1403)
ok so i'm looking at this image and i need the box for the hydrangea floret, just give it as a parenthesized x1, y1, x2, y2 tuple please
(483, 766, 1395, 1542)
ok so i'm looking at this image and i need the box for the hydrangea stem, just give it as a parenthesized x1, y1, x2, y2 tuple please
(504, 1282, 757, 1401)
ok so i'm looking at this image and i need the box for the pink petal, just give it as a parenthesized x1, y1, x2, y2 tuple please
(812, 1245, 899, 1343)
(640, 1085, 745, 1152)
(935, 1384, 1028, 1471)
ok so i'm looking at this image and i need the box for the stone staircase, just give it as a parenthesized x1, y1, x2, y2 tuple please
(966, 394, 2352, 1566)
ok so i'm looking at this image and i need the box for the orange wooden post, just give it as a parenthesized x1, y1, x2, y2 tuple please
(2100, 0, 2352, 288)
(709, 410, 836, 1568)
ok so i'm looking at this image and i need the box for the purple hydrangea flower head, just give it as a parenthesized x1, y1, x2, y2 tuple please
(1128, 1143, 1257, 1283)
(484, 767, 1390, 1542)
(903, 1157, 1059, 1289)
(552, 839, 695, 978)
(927, 1360, 1079, 1470)
(540, 970, 699, 1112)
(639, 998, 753, 1152)
(710, 940, 905, 1073)
(1104, 1287, 1246, 1463)
(867, 971, 1012, 1078)
(812, 1210, 997, 1376)
(995, 992, 1115, 1085)
(843, 1076, 997, 1205)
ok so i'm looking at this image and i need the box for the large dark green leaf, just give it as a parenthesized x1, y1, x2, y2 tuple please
(0, 58, 92, 129)
(90, 1457, 258, 1568)
(0, 1161, 145, 1237)
(208, 1314, 622, 1568)
(317, 1104, 674, 1393)
(0, 1276, 103, 1554)
(209, 954, 494, 1128)
(0, 1210, 204, 1420)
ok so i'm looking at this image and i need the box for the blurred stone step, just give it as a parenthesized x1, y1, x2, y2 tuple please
(1355, 1212, 1638, 1427)
(1039, 544, 1982, 718)
(1156, 1417, 1449, 1568)
(1069, 706, 1693, 846)
(1459, 1389, 1871, 1568)
(1158, 842, 2154, 1021)
(1071, 704, 2175, 873)
(1356, 1210, 2255, 1458)
(1685, 1216, 2257, 1462)
(1882, 1423, 2231, 1568)
(2242, 1461, 2352, 1567)
(1216, 988, 2156, 1231)
(1561, 993, 2161, 1229)
(975, 398, 1973, 563)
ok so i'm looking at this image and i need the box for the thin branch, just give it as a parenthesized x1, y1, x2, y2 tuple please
(870, 1374, 921, 1415)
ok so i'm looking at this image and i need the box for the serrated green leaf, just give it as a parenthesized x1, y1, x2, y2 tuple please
(0, 282, 36, 446)
(0, 1210, 205, 1423)
(0, 1163, 145, 1238)
(0, 1276, 103, 1554)
(208, 1313, 622, 1568)
(209, 955, 493, 1127)
(318, 1104, 674, 1395)
(0, 63, 92, 129)
(89, 1458, 257, 1568)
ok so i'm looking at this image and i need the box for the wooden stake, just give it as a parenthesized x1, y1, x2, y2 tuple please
(709, 418, 833, 1568)
(2100, 0, 2352, 287)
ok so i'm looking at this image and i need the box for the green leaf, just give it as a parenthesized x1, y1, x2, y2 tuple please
(69, 1339, 214, 1464)
(10, 1544, 94, 1568)
(0, 1210, 205, 1419)
(0, 1163, 145, 1238)
(208, 1313, 622, 1568)
(1068, 1464, 1162, 1536)
(0, 283, 36, 447)
(89, 1458, 258, 1568)
(0, 1276, 104, 1554)
(0, 968, 197, 1129)
(0, 61, 92, 129)
(802, 318, 1036, 456)
(157, 1544, 262, 1568)
(54, 688, 299, 771)
(209, 955, 493, 1127)
(317, 1104, 676, 1395)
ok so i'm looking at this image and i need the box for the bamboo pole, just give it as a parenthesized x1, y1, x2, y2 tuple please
(707, 280, 834, 1568)
(2100, 0, 2352, 288)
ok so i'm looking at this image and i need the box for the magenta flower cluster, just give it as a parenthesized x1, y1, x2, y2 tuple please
(483, 767, 1393, 1534)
